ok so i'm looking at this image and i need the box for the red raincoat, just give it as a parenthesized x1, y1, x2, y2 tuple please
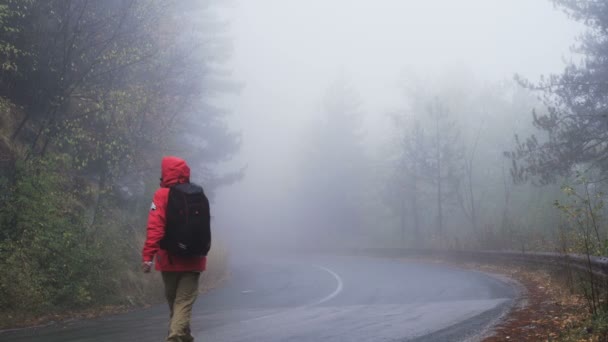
(142, 156, 207, 272)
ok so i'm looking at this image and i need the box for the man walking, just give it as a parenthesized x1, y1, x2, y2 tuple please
(142, 156, 210, 342)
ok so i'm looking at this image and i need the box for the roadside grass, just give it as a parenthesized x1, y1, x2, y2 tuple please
(0, 243, 229, 330)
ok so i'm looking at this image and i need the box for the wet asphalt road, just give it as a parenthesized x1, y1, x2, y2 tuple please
(1, 255, 515, 341)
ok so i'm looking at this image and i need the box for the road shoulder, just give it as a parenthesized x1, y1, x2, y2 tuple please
(399, 258, 592, 341)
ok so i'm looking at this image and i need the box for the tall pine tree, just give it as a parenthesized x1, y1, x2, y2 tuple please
(510, 0, 608, 184)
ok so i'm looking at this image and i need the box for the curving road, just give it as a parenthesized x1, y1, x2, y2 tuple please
(1, 255, 516, 341)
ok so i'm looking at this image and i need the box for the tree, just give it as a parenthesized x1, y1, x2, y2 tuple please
(458, 119, 483, 236)
(510, 0, 608, 184)
(426, 99, 464, 238)
(295, 77, 370, 245)
(387, 118, 428, 244)
(145, 1, 243, 198)
(387, 95, 464, 245)
(0, 0, 241, 321)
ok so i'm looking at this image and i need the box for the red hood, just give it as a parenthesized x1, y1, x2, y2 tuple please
(160, 156, 190, 187)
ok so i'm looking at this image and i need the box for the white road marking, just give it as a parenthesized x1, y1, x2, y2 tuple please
(241, 264, 344, 323)
(306, 265, 344, 307)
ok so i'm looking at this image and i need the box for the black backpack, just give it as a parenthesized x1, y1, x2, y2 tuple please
(160, 183, 211, 257)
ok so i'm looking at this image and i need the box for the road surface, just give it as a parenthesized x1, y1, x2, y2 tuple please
(1, 255, 516, 341)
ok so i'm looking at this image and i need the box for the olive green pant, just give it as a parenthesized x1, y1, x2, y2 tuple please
(162, 272, 201, 342)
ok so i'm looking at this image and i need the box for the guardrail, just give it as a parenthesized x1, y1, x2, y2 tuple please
(348, 248, 608, 277)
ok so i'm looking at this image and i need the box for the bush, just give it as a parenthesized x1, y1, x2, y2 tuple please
(0, 159, 103, 315)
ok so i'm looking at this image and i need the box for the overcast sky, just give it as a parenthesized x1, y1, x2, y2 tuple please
(213, 0, 584, 240)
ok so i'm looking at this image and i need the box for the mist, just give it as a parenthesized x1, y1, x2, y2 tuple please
(7, 0, 608, 339)
(213, 0, 583, 251)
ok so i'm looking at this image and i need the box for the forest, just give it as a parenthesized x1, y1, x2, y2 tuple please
(1, 0, 608, 339)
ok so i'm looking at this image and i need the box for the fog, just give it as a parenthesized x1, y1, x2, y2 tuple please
(7, 1, 608, 332)
(207, 0, 584, 251)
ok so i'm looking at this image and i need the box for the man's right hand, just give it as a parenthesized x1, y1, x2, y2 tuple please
(142, 261, 153, 273)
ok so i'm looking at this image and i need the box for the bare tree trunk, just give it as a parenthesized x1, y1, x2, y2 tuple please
(411, 179, 420, 240)
(88, 163, 108, 246)
(584, 183, 602, 245)
(500, 161, 511, 234)
(400, 191, 406, 246)
(467, 160, 477, 233)
(11, 113, 31, 141)
(435, 111, 443, 239)
(464, 120, 483, 235)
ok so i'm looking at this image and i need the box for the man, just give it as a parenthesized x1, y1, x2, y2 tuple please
(142, 156, 207, 342)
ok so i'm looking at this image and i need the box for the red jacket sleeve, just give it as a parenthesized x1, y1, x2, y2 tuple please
(142, 188, 169, 262)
